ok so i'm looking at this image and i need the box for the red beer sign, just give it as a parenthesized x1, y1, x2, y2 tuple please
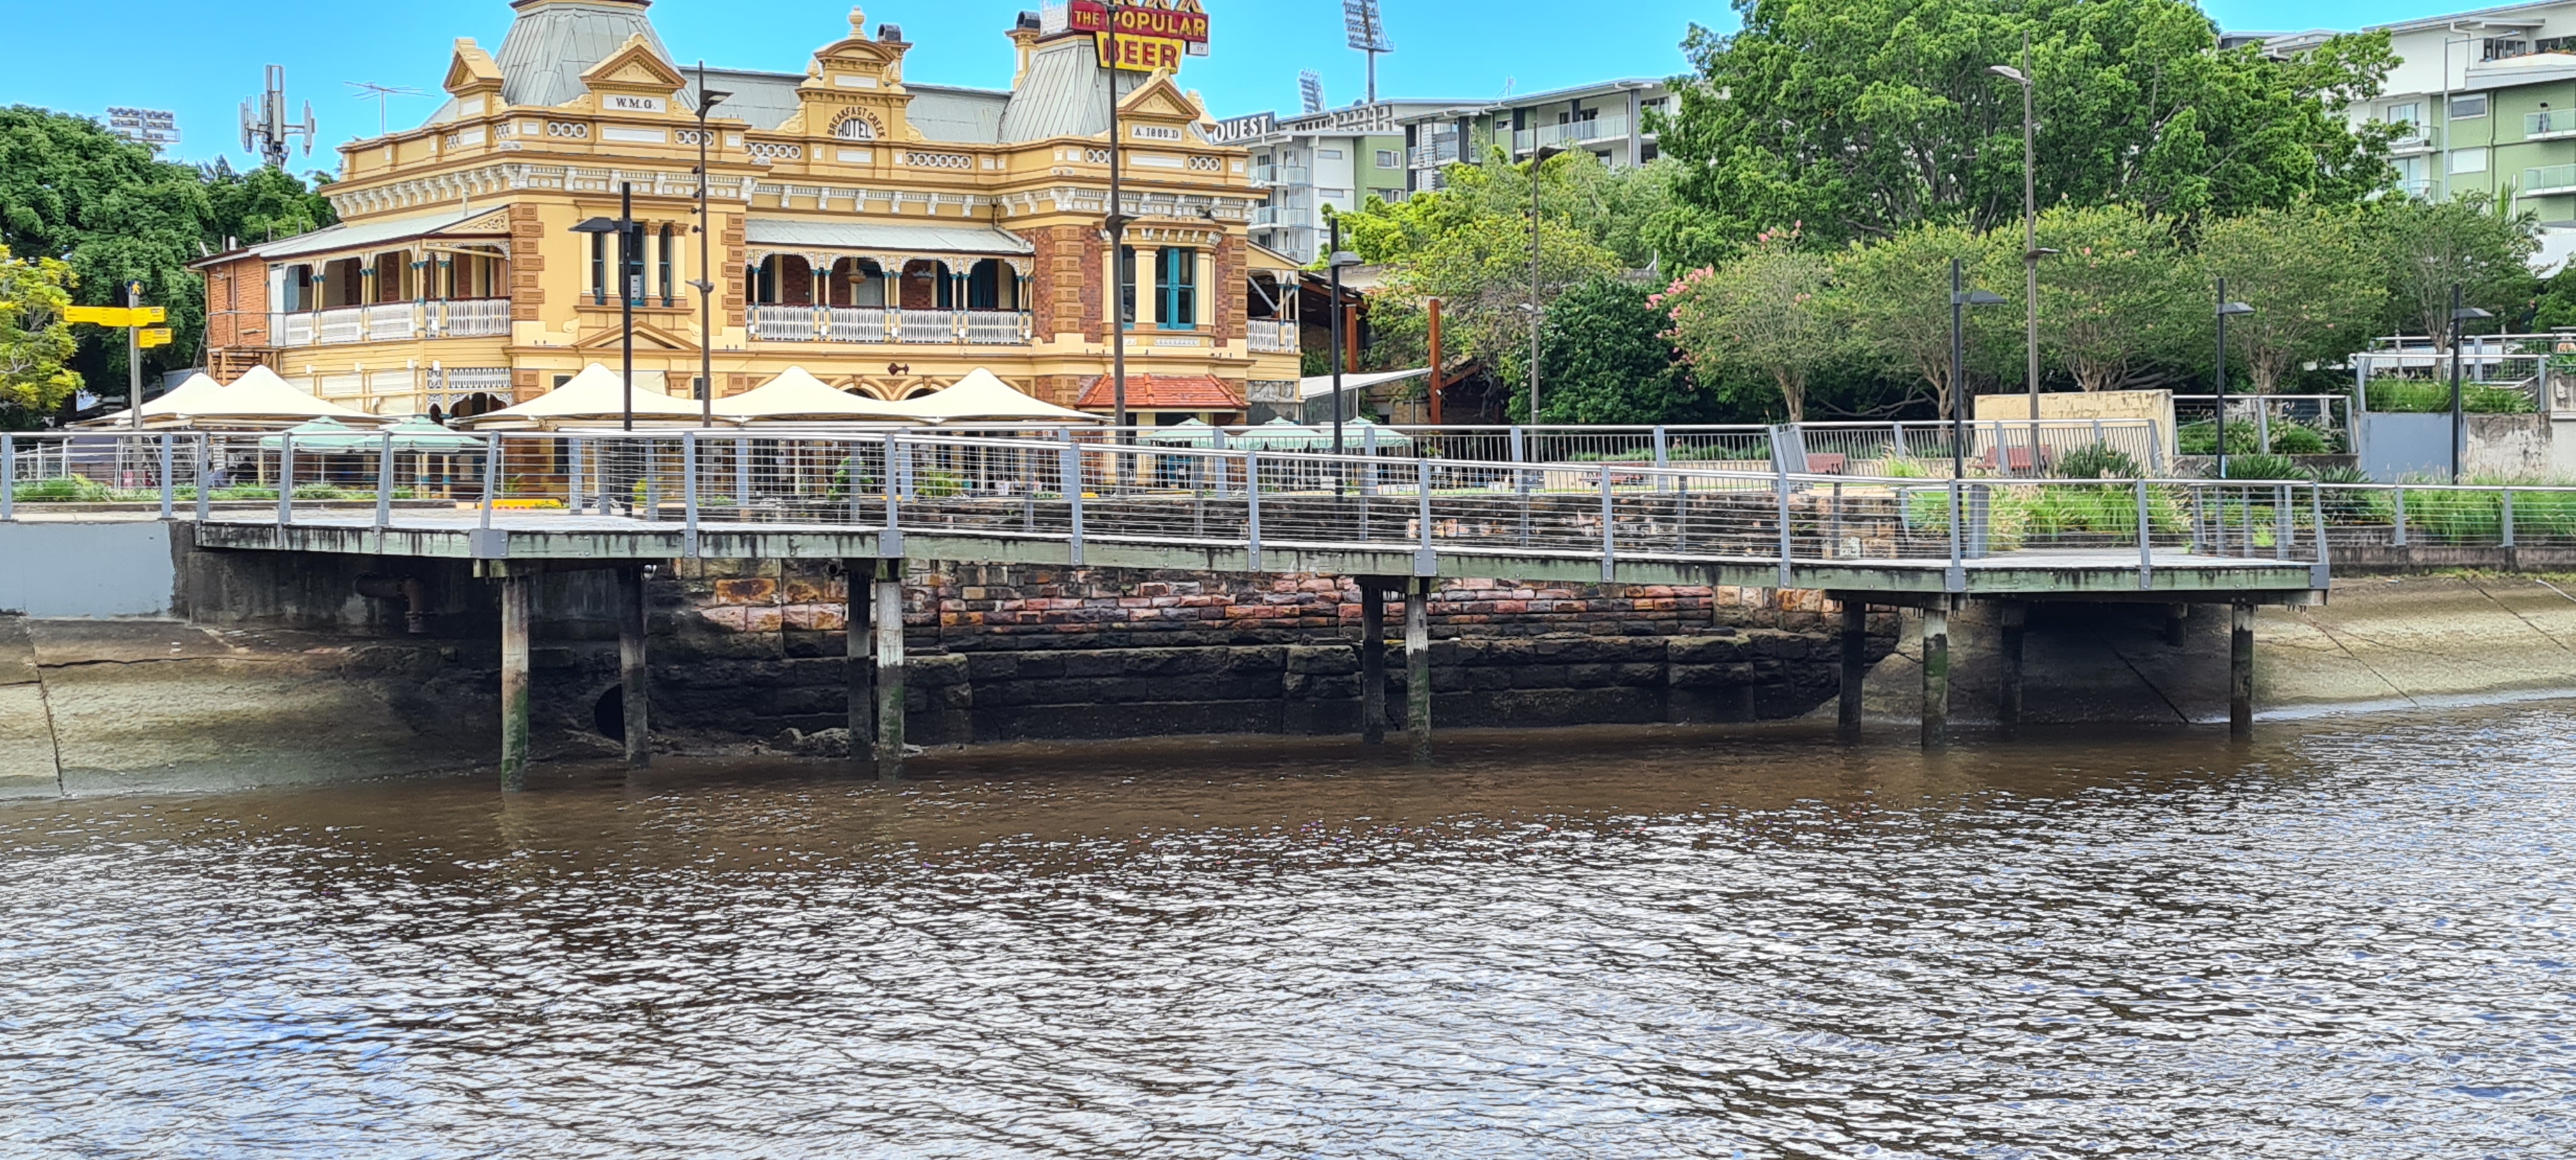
(1066, 0, 1209, 45)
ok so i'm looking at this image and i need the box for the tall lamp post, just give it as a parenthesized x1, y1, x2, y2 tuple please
(2213, 281, 2253, 478)
(1103, 4, 1130, 436)
(1526, 143, 1566, 422)
(689, 63, 732, 428)
(1325, 216, 1362, 459)
(1949, 258, 2007, 480)
(1989, 37, 2050, 423)
(2450, 286, 2494, 483)
(570, 186, 643, 432)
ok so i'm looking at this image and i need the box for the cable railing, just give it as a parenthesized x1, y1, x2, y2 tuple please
(3, 430, 2367, 588)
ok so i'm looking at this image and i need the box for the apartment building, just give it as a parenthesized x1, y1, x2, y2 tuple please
(1392, 79, 1671, 195)
(1210, 101, 1455, 263)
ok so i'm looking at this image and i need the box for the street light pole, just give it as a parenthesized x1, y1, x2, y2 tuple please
(1949, 257, 2007, 480)
(2214, 279, 2254, 479)
(1989, 40, 2043, 422)
(1328, 215, 1347, 459)
(2450, 286, 2495, 483)
(691, 63, 732, 429)
(1105, 4, 1128, 436)
(620, 181, 636, 432)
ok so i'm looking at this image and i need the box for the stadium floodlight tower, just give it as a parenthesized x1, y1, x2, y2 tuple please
(1342, 0, 1390, 104)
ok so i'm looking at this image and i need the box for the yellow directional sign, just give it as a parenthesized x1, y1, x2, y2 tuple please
(138, 327, 173, 349)
(61, 305, 166, 326)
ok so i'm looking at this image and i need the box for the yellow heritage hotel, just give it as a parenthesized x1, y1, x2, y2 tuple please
(196, 0, 1306, 424)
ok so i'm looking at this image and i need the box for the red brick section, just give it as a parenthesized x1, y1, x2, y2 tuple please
(721, 219, 746, 315)
(677, 560, 1850, 643)
(1214, 234, 1245, 342)
(1073, 373, 1243, 410)
(1023, 224, 1101, 341)
(508, 204, 546, 321)
(203, 255, 270, 349)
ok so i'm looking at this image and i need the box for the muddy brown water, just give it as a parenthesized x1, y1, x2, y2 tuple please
(1, 713, 2569, 1157)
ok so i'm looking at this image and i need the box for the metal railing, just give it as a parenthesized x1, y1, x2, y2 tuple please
(2528, 164, 2576, 193)
(2530, 110, 2576, 137)
(272, 298, 512, 346)
(2171, 395, 2352, 455)
(6, 430, 2349, 585)
(744, 307, 1034, 345)
(1247, 318, 1297, 353)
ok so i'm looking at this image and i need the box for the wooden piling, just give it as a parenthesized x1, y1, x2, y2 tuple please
(500, 572, 532, 791)
(2230, 602, 2255, 739)
(1360, 581, 1387, 745)
(618, 564, 650, 768)
(1406, 577, 1432, 764)
(874, 565, 906, 779)
(1920, 606, 1950, 749)
(1837, 600, 1867, 742)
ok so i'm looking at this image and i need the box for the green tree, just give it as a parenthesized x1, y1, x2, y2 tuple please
(2196, 207, 2386, 392)
(2375, 191, 2539, 347)
(0, 245, 80, 417)
(2034, 204, 2193, 391)
(1658, 0, 2395, 250)
(1661, 231, 1841, 422)
(1532, 275, 1695, 424)
(0, 106, 334, 416)
(1830, 222, 2018, 417)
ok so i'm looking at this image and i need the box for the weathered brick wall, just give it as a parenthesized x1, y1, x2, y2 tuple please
(666, 560, 1848, 652)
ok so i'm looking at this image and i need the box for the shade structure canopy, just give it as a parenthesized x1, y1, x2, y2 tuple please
(1338, 416, 1414, 452)
(1136, 418, 1221, 446)
(879, 368, 1104, 425)
(80, 366, 377, 430)
(1231, 416, 1330, 450)
(257, 416, 486, 453)
(452, 363, 712, 429)
(712, 367, 920, 423)
(256, 416, 374, 452)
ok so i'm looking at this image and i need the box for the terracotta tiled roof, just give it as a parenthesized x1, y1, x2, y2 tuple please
(1074, 374, 1245, 411)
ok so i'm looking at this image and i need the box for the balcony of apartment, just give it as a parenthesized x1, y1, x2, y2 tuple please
(2531, 110, 2576, 142)
(2524, 164, 2576, 197)
(2388, 124, 2440, 154)
(1246, 317, 1297, 354)
(1512, 114, 1634, 155)
(1407, 135, 1460, 170)
(1252, 164, 1312, 188)
(743, 254, 1032, 346)
(274, 298, 512, 347)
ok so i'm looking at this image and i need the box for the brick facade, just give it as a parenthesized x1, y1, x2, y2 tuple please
(507, 204, 546, 321)
(1023, 224, 1101, 342)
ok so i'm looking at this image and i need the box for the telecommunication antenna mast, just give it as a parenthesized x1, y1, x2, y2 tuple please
(1342, 0, 1390, 105)
(346, 81, 427, 137)
(239, 65, 316, 169)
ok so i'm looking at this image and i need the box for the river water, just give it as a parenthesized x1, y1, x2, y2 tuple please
(2, 708, 2570, 1157)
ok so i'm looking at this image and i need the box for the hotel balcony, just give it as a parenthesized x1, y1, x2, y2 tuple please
(273, 298, 512, 347)
(1512, 114, 1633, 155)
(1246, 318, 1297, 354)
(2524, 164, 2576, 197)
(2531, 110, 2576, 141)
(746, 305, 1033, 345)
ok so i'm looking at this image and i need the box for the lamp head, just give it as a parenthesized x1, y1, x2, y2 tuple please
(1954, 288, 2008, 307)
(569, 217, 620, 234)
(698, 88, 733, 116)
(1329, 250, 1362, 269)
(1989, 64, 2029, 84)
(2454, 305, 2496, 321)
(2218, 301, 2255, 317)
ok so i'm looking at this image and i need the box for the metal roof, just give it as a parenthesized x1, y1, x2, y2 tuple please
(743, 218, 1034, 256)
(489, 0, 698, 112)
(239, 206, 507, 261)
(999, 36, 1152, 143)
(908, 84, 1011, 144)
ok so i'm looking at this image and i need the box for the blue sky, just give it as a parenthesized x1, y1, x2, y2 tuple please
(1, 0, 2469, 170)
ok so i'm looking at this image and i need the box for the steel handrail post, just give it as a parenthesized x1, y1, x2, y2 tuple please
(2135, 480, 2154, 589)
(569, 437, 585, 515)
(1775, 461, 1794, 588)
(478, 433, 496, 531)
(157, 434, 174, 519)
(1246, 448, 1262, 571)
(374, 432, 394, 530)
(2393, 485, 2408, 547)
(278, 433, 295, 526)
(1059, 434, 1083, 565)
(2274, 484, 2290, 561)
(1600, 465, 1616, 583)
(1416, 457, 1434, 575)
(192, 436, 210, 523)
(1947, 478, 1963, 583)
(682, 431, 700, 559)
(735, 434, 751, 508)
(2312, 485, 2333, 584)
(2503, 487, 2517, 549)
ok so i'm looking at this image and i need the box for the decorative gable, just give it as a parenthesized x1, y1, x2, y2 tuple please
(1116, 73, 1205, 130)
(444, 39, 503, 101)
(795, 8, 916, 143)
(579, 34, 688, 116)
